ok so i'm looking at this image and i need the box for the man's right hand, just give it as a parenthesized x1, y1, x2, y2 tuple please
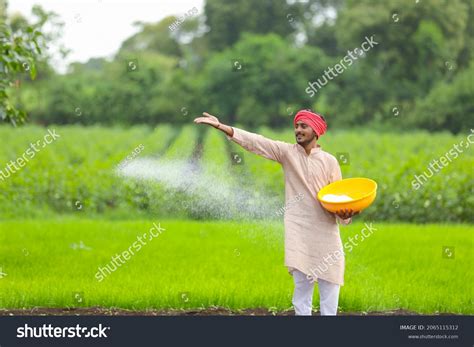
(193, 112, 220, 128)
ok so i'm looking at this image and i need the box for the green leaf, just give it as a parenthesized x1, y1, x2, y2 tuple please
(30, 62, 37, 80)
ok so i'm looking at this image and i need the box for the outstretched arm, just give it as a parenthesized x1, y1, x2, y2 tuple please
(194, 112, 234, 137)
(194, 112, 289, 163)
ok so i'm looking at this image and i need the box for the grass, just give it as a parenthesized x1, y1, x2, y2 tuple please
(0, 219, 472, 314)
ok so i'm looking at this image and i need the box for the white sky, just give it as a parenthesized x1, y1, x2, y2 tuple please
(8, 0, 205, 71)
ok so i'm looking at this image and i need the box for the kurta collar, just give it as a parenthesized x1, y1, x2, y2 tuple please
(297, 143, 322, 156)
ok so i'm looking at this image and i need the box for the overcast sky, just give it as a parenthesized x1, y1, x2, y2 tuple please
(8, 0, 205, 71)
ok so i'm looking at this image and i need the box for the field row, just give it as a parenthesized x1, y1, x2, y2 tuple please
(0, 125, 473, 222)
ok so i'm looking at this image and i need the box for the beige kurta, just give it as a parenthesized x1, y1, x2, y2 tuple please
(226, 127, 351, 286)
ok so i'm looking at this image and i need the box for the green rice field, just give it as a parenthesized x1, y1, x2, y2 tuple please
(0, 125, 472, 314)
(0, 219, 472, 314)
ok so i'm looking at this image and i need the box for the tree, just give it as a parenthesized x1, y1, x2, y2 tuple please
(298, 0, 345, 56)
(204, 0, 298, 50)
(457, 0, 474, 69)
(201, 33, 331, 127)
(409, 60, 474, 133)
(321, 0, 471, 126)
(1, 1, 40, 125)
(118, 17, 182, 57)
(1, 0, 66, 125)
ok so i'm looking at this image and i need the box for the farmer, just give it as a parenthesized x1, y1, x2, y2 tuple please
(193, 110, 358, 316)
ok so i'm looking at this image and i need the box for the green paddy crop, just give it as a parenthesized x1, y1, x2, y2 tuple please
(0, 219, 471, 313)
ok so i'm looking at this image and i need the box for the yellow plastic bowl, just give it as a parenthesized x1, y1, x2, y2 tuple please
(317, 177, 377, 213)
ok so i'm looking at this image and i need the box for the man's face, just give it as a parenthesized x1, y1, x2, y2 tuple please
(295, 121, 317, 145)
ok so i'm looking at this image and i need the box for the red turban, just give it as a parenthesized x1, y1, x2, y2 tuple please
(293, 109, 327, 137)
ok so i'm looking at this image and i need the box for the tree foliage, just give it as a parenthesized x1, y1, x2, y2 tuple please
(6, 0, 474, 133)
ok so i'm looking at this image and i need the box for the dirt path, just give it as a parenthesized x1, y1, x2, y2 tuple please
(0, 307, 438, 316)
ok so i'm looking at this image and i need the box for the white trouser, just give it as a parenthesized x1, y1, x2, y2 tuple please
(292, 269, 340, 316)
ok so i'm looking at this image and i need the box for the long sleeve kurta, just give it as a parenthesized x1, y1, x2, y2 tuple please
(226, 127, 351, 286)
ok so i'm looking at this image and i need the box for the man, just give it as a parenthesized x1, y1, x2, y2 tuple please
(193, 110, 358, 316)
